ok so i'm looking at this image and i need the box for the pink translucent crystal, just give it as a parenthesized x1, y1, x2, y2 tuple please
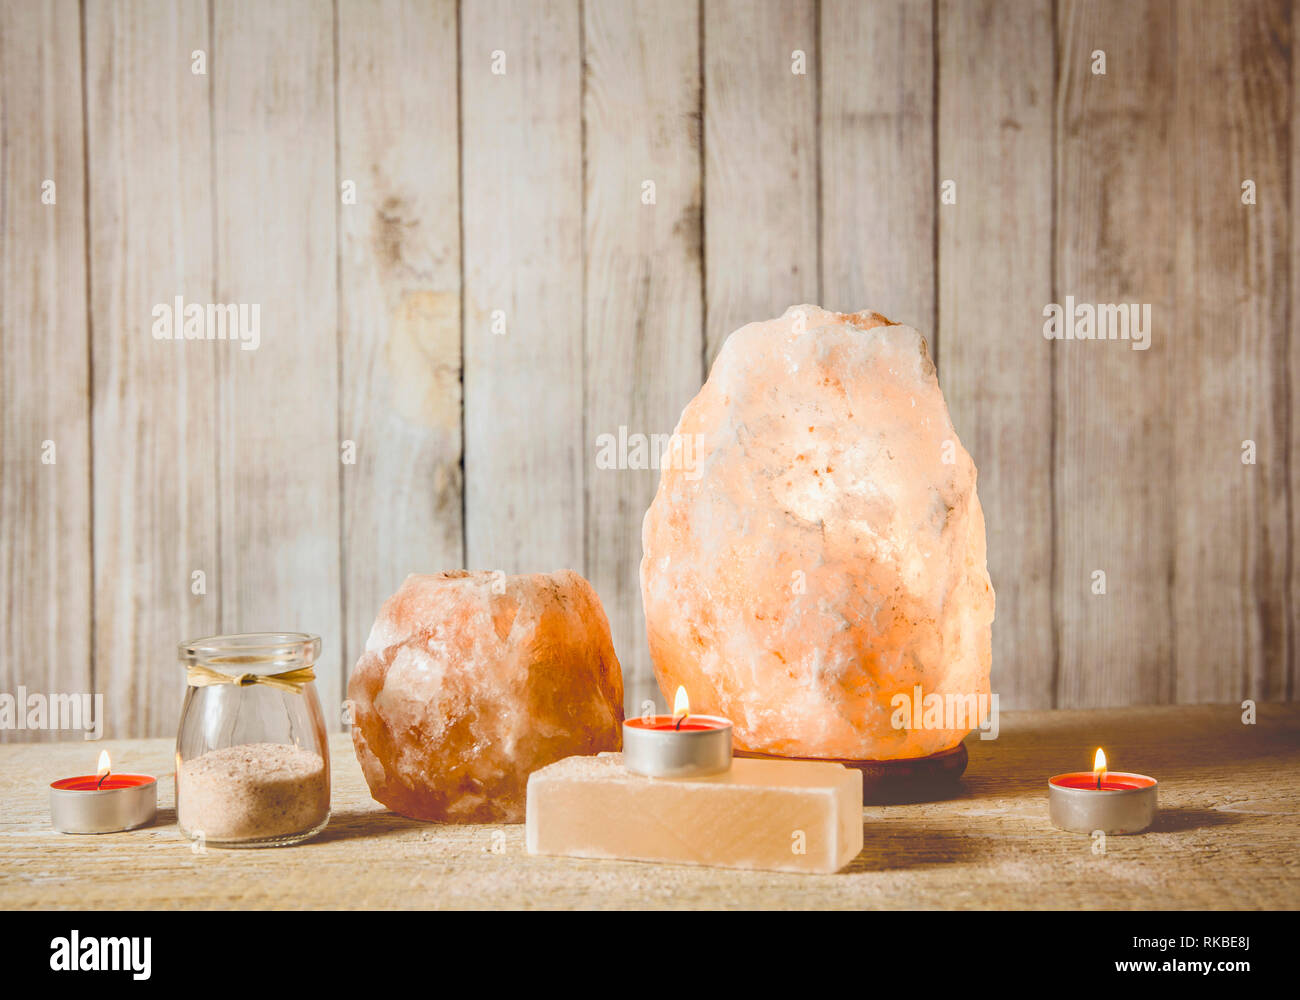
(641, 306, 995, 761)
(348, 570, 623, 822)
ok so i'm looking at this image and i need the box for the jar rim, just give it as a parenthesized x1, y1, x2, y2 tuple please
(178, 632, 321, 674)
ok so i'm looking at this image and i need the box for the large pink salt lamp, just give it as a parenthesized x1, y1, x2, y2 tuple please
(348, 570, 623, 822)
(641, 306, 994, 762)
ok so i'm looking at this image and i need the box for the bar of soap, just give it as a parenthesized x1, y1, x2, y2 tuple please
(526, 753, 862, 874)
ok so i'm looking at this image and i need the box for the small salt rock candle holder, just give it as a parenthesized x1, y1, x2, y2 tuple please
(175, 633, 331, 848)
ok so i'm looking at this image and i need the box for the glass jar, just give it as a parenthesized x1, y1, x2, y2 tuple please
(175, 632, 330, 847)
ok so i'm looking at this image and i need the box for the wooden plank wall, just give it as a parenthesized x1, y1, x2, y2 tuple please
(337, 0, 464, 717)
(1054, 0, 1176, 707)
(0, 0, 1294, 740)
(85, 0, 217, 736)
(462, 0, 584, 584)
(0, 0, 92, 742)
(583, 0, 703, 712)
(939, 0, 1055, 709)
(1171, 0, 1291, 703)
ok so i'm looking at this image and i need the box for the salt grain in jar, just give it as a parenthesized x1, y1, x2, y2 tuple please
(175, 633, 331, 847)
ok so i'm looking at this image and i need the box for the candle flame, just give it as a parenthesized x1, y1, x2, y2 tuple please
(1093, 748, 1107, 788)
(672, 686, 690, 724)
(96, 750, 111, 778)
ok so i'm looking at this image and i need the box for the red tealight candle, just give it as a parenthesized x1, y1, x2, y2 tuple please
(51, 774, 156, 792)
(1050, 773, 1154, 792)
(623, 687, 733, 777)
(49, 751, 157, 834)
(624, 720, 727, 733)
(1048, 748, 1158, 835)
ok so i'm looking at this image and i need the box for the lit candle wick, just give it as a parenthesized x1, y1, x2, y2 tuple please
(1093, 748, 1107, 790)
(95, 750, 112, 789)
(671, 685, 691, 730)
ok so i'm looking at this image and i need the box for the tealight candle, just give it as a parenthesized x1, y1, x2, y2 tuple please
(622, 686, 732, 778)
(49, 751, 157, 834)
(1048, 748, 1157, 835)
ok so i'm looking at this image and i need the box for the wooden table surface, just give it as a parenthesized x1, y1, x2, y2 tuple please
(1, 704, 1296, 910)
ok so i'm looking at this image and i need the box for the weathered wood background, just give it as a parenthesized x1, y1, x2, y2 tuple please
(1, 0, 1295, 740)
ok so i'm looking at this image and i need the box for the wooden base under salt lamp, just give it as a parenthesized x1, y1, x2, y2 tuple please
(736, 742, 968, 805)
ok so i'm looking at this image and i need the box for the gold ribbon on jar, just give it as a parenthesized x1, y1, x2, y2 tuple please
(185, 661, 316, 694)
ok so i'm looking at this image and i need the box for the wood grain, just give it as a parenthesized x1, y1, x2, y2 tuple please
(1, 705, 1294, 909)
(1293, 0, 1300, 703)
(1053, 1, 1176, 706)
(583, 0, 704, 713)
(819, 0, 934, 348)
(0, 0, 92, 741)
(1172, 0, 1291, 702)
(85, 0, 218, 738)
(938, 0, 1055, 708)
(212, 0, 343, 717)
(703, 0, 818, 366)
(337, 0, 463, 679)
(461, 0, 584, 574)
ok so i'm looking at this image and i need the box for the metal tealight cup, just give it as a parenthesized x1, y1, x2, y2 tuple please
(622, 715, 733, 778)
(50, 777, 158, 834)
(1047, 771, 1158, 835)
